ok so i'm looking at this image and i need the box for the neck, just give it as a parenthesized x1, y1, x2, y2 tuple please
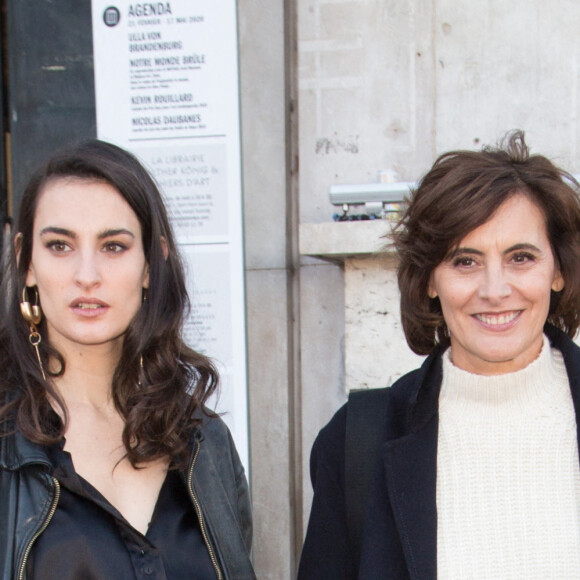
(50, 341, 122, 409)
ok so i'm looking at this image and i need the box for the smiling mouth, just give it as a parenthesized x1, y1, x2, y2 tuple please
(474, 311, 521, 325)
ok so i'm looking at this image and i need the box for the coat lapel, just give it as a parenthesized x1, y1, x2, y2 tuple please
(383, 416, 438, 580)
(378, 348, 442, 580)
(545, 324, 580, 461)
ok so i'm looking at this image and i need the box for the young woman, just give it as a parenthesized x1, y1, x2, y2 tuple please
(299, 131, 580, 579)
(0, 140, 255, 580)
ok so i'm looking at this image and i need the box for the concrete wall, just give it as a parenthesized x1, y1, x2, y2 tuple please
(239, 1, 299, 578)
(241, 0, 580, 577)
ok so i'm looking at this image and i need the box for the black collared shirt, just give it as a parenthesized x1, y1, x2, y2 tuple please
(28, 442, 217, 579)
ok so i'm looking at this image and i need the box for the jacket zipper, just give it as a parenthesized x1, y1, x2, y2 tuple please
(18, 476, 61, 580)
(188, 440, 223, 580)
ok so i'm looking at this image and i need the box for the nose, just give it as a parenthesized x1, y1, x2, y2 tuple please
(478, 264, 511, 304)
(74, 251, 102, 289)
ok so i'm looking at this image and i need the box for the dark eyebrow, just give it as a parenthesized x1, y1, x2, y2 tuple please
(39, 226, 75, 238)
(39, 227, 135, 240)
(97, 228, 135, 240)
(504, 243, 542, 254)
(446, 247, 483, 260)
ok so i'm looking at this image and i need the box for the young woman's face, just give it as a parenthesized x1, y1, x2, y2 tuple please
(25, 178, 149, 356)
(428, 193, 563, 375)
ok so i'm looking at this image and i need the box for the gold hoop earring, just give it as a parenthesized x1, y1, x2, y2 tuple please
(20, 286, 46, 380)
(21, 286, 42, 326)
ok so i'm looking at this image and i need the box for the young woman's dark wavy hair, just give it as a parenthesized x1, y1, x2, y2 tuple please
(0, 140, 218, 468)
(392, 130, 580, 355)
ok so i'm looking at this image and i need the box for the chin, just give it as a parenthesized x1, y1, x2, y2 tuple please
(473, 348, 539, 373)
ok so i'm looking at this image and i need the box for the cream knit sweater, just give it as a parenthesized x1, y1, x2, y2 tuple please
(437, 338, 580, 579)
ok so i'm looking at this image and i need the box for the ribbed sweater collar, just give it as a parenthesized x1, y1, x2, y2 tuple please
(440, 336, 571, 423)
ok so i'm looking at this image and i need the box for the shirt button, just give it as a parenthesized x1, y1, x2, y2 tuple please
(143, 566, 153, 575)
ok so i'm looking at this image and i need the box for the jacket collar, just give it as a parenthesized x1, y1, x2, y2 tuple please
(0, 427, 52, 471)
(382, 344, 444, 441)
(380, 323, 580, 580)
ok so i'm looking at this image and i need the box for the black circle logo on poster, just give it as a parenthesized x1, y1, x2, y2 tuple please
(103, 6, 121, 27)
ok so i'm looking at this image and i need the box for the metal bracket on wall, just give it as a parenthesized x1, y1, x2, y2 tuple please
(329, 181, 415, 220)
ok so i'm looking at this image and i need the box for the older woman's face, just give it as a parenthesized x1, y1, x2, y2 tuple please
(428, 193, 563, 375)
(25, 178, 149, 358)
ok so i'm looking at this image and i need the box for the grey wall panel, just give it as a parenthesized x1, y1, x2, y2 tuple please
(7, 0, 96, 218)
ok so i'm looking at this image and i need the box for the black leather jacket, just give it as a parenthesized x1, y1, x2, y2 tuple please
(0, 414, 256, 580)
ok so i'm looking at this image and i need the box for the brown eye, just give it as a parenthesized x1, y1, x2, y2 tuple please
(453, 256, 475, 268)
(46, 240, 70, 253)
(512, 252, 535, 264)
(103, 242, 126, 253)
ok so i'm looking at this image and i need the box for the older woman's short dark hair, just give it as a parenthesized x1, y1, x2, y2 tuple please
(392, 130, 580, 355)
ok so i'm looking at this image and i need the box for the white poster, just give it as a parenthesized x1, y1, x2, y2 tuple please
(91, 0, 249, 470)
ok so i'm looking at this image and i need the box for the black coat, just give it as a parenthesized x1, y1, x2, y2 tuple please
(298, 325, 580, 579)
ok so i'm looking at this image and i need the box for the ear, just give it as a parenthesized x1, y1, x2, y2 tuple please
(25, 267, 37, 288)
(552, 269, 564, 292)
(161, 236, 169, 261)
(14, 233, 23, 265)
(15, 233, 37, 287)
(427, 276, 438, 299)
(143, 237, 168, 290)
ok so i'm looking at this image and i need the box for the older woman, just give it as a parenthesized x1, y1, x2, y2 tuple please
(298, 131, 580, 579)
(0, 141, 255, 580)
